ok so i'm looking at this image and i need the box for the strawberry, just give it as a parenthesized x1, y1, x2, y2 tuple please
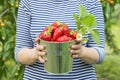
(39, 32, 44, 39)
(39, 25, 52, 41)
(69, 37, 74, 40)
(70, 30, 77, 39)
(63, 26, 70, 36)
(57, 35, 72, 42)
(39, 31, 52, 41)
(43, 26, 48, 31)
(52, 25, 57, 32)
(58, 23, 70, 36)
(43, 25, 52, 32)
(40, 21, 75, 42)
(52, 20, 60, 27)
(43, 31, 52, 41)
(52, 28, 63, 41)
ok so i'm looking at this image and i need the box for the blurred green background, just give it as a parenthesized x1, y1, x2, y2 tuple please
(0, 0, 120, 80)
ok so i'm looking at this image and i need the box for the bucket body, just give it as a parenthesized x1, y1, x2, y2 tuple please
(40, 40, 75, 74)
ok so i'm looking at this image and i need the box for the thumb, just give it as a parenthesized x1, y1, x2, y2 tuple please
(35, 37, 40, 44)
(75, 39, 83, 44)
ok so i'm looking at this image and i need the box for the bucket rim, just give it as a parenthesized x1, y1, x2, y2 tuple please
(40, 39, 76, 43)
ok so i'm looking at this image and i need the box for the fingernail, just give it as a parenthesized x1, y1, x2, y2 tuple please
(69, 50, 71, 53)
(45, 59, 47, 62)
(41, 46, 44, 49)
(45, 52, 47, 55)
(43, 45, 46, 49)
(42, 46, 45, 50)
(69, 49, 72, 53)
(70, 45, 72, 49)
(71, 54, 73, 58)
(71, 45, 72, 48)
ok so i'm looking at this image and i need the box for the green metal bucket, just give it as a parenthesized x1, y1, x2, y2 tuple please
(40, 40, 75, 74)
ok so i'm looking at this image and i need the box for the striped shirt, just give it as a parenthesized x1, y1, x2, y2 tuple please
(15, 0, 105, 79)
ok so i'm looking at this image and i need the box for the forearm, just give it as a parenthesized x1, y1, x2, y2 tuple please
(80, 46, 99, 64)
(17, 48, 37, 65)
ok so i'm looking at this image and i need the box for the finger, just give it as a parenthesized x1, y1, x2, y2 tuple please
(35, 37, 40, 44)
(36, 44, 46, 51)
(75, 39, 83, 44)
(70, 50, 81, 55)
(37, 51, 47, 56)
(43, 57, 47, 62)
(39, 56, 46, 63)
(70, 44, 81, 50)
(71, 54, 79, 58)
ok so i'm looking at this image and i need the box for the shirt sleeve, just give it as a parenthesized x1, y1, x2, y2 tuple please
(86, 0, 106, 64)
(14, 0, 33, 62)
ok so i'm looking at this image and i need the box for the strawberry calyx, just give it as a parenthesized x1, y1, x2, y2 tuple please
(52, 20, 60, 27)
(70, 30, 76, 35)
(56, 20, 60, 26)
(70, 30, 77, 39)
(44, 25, 52, 35)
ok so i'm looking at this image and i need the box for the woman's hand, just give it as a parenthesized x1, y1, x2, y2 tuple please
(70, 40, 99, 64)
(70, 40, 84, 58)
(34, 37, 47, 63)
(17, 37, 47, 65)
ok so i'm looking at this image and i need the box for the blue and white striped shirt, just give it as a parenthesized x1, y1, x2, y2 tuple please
(15, 0, 105, 79)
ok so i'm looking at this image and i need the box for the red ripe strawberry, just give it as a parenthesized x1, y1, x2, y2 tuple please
(52, 20, 60, 27)
(63, 26, 70, 36)
(52, 26, 57, 32)
(70, 30, 77, 39)
(39, 32, 44, 39)
(52, 28, 63, 41)
(39, 31, 52, 41)
(58, 23, 70, 36)
(57, 35, 72, 42)
(69, 37, 74, 40)
(43, 25, 52, 32)
(44, 32, 52, 41)
(39, 25, 52, 41)
(43, 26, 48, 31)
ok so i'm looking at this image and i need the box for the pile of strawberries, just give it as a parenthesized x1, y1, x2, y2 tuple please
(39, 21, 77, 42)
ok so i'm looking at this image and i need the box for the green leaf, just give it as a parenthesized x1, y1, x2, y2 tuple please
(78, 25, 87, 35)
(1, 27, 6, 40)
(11, 64, 18, 75)
(82, 14, 95, 28)
(105, 3, 111, 20)
(0, 42, 2, 52)
(91, 18, 98, 29)
(5, 21, 12, 26)
(73, 13, 81, 31)
(76, 20, 81, 31)
(83, 38, 88, 43)
(73, 13, 79, 21)
(0, 6, 3, 12)
(7, 35, 15, 43)
(3, 51, 10, 59)
(4, 65, 9, 77)
(91, 30, 100, 44)
(3, 41, 10, 51)
(0, 67, 2, 80)
(78, 4, 90, 19)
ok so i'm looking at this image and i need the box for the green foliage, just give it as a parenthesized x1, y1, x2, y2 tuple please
(95, 55, 120, 80)
(73, 4, 100, 44)
(0, 0, 24, 80)
(101, 0, 120, 54)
